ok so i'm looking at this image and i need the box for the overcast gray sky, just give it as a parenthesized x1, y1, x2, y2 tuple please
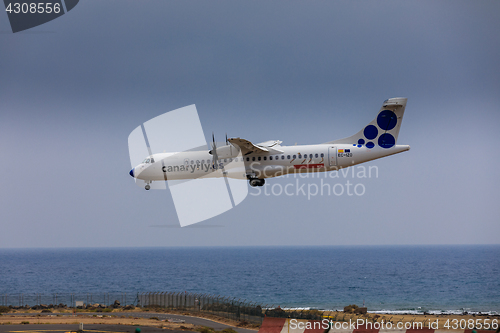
(1, 1, 499, 248)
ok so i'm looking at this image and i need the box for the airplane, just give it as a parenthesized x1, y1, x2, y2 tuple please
(129, 97, 410, 190)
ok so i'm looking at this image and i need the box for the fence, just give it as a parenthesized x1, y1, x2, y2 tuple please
(139, 292, 266, 324)
(1, 292, 326, 325)
(139, 292, 326, 324)
(0, 293, 133, 308)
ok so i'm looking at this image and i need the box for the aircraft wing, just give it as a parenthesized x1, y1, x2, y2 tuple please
(228, 138, 283, 155)
(256, 139, 283, 148)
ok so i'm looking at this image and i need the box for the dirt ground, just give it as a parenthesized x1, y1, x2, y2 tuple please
(0, 308, 260, 331)
(0, 314, 195, 330)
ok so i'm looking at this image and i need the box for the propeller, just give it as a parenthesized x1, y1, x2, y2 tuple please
(226, 133, 232, 155)
(210, 132, 219, 169)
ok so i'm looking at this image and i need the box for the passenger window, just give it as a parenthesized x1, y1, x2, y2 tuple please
(191, 160, 194, 164)
(281, 155, 285, 160)
(269, 156, 273, 160)
(196, 160, 200, 164)
(258, 156, 261, 161)
(315, 154, 318, 158)
(298, 154, 302, 159)
(320, 153, 324, 157)
(287, 155, 291, 159)
(264, 156, 267, 161)
(246, 157, 250, 162)
(293, 155, 296, 159)
(252, 157, 256, 161)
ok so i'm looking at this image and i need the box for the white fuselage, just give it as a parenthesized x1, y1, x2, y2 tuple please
(131, 143, 410, 182)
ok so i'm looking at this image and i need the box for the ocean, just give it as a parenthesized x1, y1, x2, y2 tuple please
(0, 246, 498, 314)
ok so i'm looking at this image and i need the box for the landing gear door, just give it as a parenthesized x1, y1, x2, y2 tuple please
(328, 146, 337, 166)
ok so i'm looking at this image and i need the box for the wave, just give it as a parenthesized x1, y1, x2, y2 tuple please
(350, 309, 499, 316)
(272, 307, 499, 316)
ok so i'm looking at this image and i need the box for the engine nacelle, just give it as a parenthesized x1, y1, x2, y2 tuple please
(209, 143, 240, 159)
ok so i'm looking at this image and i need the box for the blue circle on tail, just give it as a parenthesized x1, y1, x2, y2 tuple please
(378, 133, 395, 148)
(358, 139, 365, 145)
(377, 110, 397, 131)
(366, 142, 375, 149)
(364, 125, 378, 140)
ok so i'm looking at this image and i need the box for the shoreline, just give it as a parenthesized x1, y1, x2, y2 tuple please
(280, 308, 500, 316)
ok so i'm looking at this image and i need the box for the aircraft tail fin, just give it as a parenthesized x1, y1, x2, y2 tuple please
(326, 97, 407, 148)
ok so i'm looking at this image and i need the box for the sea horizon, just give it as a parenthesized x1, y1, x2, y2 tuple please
(1, 244, 499, 250)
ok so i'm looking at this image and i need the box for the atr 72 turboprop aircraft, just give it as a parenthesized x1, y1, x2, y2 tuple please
(129, 97, 410, 189)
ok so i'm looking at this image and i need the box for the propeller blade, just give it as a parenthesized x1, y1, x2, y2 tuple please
(211, 132, 219, 169)
(226, 133, 232, 155)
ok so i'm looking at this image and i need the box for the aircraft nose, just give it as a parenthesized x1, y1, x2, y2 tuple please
(129, 168, 135, 177)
